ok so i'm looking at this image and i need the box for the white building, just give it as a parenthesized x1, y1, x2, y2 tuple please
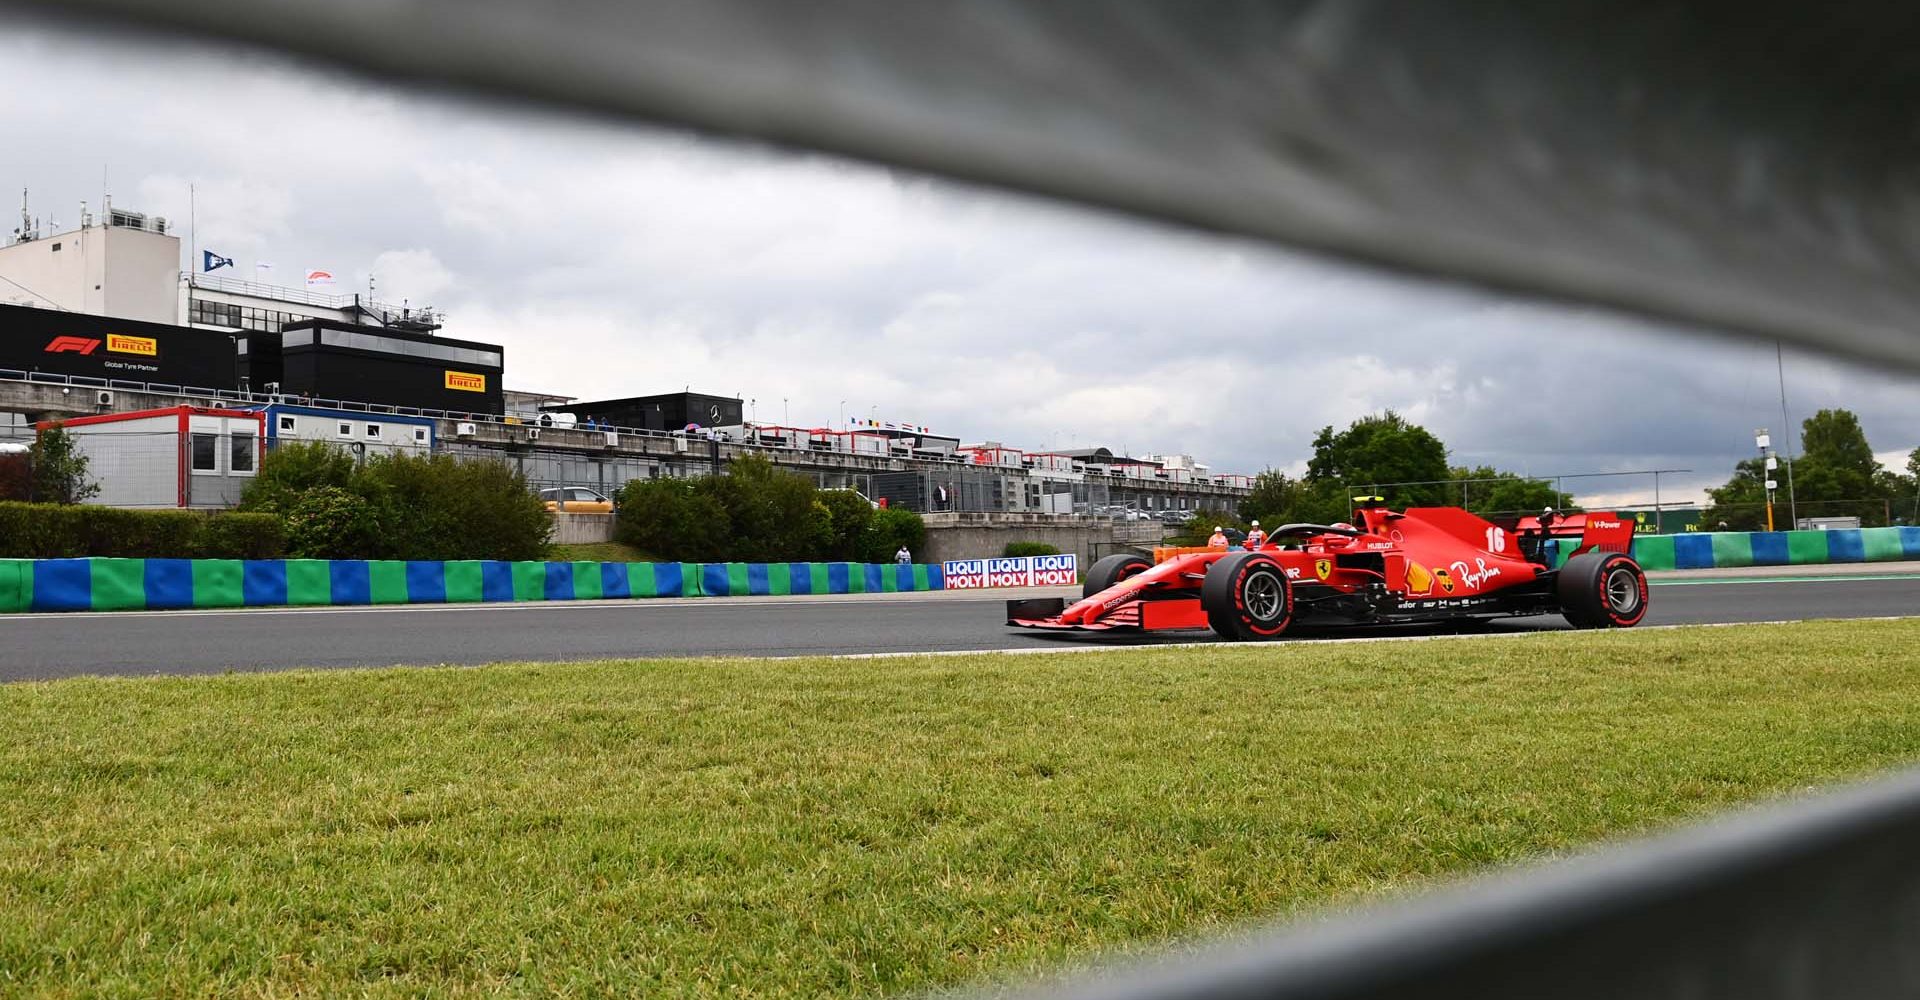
(0, 204, 180, 323)
(0, 196, 446, 351)
(49, 405, 263, 508)
(254, 402, 435, 457)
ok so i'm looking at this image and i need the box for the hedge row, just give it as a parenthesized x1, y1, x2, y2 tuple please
(0, 502, 286, 559)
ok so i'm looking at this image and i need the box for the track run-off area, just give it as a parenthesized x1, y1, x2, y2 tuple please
(3, 566, 1918, 681)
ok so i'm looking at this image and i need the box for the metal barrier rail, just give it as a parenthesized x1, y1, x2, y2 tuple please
(1016, 766, 1920, 1000)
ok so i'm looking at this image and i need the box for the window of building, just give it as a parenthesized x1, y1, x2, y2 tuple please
(412, 426, 429, 445)
(365, 423, 383, 439)
(230, 434, 256, 474)
(278, 415, 296, 433)
(190, 433, 218, 472)
(50, 242, 60, 252)
(336, 421, 353, 439)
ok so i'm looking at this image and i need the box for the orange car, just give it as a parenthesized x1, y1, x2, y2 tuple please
(540, 486, 615, 514)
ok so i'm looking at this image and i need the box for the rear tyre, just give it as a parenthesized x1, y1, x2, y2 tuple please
(1083, 554, 1151, 599)
(1558, 552, 1649, 629)
(1201, 552, 1294, 640)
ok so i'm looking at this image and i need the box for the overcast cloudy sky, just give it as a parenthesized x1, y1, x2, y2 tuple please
(3, 16, 1915, 506)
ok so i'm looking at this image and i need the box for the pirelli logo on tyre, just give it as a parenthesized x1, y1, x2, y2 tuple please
(445, 371, 487, 392)
(106, 334, 158, 356)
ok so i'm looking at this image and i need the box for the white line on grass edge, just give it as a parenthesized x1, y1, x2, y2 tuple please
(802, 616, 1920, 661)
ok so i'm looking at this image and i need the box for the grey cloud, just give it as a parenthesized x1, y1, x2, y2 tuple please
(2, 17, 1914, 504)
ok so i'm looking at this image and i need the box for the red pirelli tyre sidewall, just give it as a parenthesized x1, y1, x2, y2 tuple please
(1202, 552, 1294, 640)
(1598, 553, 1649, 628)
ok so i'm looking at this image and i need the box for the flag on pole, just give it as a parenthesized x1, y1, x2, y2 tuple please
(202, 250, 234, 272)
(305, 269, 335, 287)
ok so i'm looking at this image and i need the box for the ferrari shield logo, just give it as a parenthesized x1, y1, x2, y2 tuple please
(1434, 568, 1456, 594)
(1314, 558, 1332, 581)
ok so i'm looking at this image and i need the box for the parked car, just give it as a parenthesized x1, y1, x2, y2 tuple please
(540, 486, 615, 514)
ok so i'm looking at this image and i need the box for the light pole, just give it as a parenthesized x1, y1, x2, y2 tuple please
(838, 399, 846, 431)
(1776, 341, 1798, 528)
(1755, 429, 1778, 532)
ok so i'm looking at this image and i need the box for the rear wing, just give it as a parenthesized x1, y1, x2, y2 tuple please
(1513, 511, 1636, 557)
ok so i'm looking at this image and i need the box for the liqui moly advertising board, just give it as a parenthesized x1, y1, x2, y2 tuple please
(942, 554, 1079, 588)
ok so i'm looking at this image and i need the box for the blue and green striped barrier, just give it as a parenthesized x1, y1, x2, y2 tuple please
(0, 558, 946, 613)
(1550, 527, 1920, 571)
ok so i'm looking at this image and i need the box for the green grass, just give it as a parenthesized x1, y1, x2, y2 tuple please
(546, 541, 652, 563)
(4, 621, 1920, 998)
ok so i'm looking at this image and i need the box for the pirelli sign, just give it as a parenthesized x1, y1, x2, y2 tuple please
(107, 334, 158, 356)
(444, 370, 487, 392)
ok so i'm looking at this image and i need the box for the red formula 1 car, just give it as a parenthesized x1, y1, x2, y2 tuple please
(1008, 498, 1648, 639)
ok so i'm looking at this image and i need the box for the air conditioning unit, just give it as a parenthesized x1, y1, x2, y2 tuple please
(673, 436, 689, 453)
(527, 427, 541, 442)
(456, 422, 477, 437)
(95, 390, 113, 406)
(602, 431, 619, 448)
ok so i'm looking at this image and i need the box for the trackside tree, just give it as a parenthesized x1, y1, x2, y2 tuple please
(1704, 408, 1916, 528)
(1221, 411, 1560, 531)
(27, 423, 100, 505)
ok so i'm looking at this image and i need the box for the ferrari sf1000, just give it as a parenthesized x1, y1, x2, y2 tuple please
(1007, 498, 1648, 640)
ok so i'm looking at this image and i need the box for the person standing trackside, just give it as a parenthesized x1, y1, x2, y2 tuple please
(1208, 525, 1229, 548)
(1244, 519, 1265, 549)
(895, 545, 912, 565)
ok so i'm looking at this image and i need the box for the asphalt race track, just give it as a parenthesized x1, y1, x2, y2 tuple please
(3, 575, 1918, 681)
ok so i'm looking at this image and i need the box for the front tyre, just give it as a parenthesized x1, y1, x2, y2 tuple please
(1083, 554, 1152, 599)
(1558, 552, 1649, 628)
(1201, 552, 1294, 640)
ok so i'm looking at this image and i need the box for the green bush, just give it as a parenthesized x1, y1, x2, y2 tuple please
(1002, 541, 1061, 558)
(816, 489, 874, 560)
(240, 440, 356, 514)
(196, 513, 287, 559)
(282, 487, 384, 560)
(241, 446, 549, 560)
(706, 456, 832, 562)
(27, 423, 99, 504)
(615, 460, 926, 563)
(0, 502, 287, 559)
(614, 478, 731, 562)
(859, 506, 926, 563)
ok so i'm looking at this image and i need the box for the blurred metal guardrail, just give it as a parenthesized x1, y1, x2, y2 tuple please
(1013, 766, 1920, 1000)
(10, 3, 1920, 997)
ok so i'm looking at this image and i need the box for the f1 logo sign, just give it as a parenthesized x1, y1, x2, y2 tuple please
(45, 336, 101, 355)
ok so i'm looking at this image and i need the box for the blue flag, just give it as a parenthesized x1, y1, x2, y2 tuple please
(202, 250, 234, 272)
